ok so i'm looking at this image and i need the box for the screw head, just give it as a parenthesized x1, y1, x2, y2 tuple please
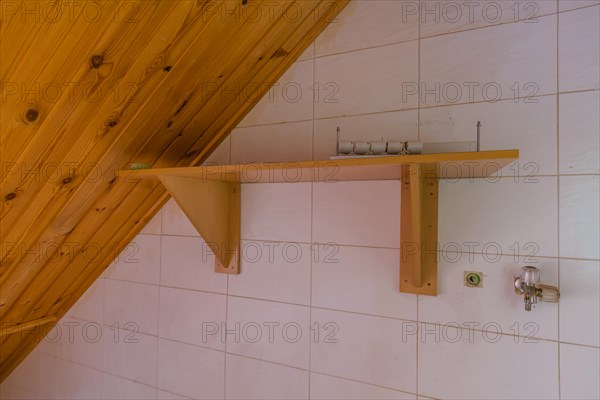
(464, 271, 483, 287)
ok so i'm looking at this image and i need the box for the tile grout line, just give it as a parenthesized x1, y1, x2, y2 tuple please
(308, 41, 316, 400)
(99, 247, 599, 327)
(416, 2, 422, 395)
(308, 180, 314, 399)
(68, 303, 600, 349)
(53, 352, 194, 399)
(161, 243, 600, 263)
(43, 343, 439, 400)
(163, 233, 599, 251)
(311, 5, 600, 62)
(315, 7, 568, 58)
(309, 370, 421, 399)
(49, 344, 422, 400)
(44, 313, 600, 369)
(234, 88, 600, 131)
(224, 260, 230, 398)
(159, 208, 194, 400)
(101, 266, 106, 399)
(556, 4, 562, 399)
(156, 208, 163, 395)
(224, 134, 231, 397)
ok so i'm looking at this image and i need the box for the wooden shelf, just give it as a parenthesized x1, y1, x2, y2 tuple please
(122, 149, 518, 295)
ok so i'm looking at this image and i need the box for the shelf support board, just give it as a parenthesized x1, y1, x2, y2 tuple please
(157, 174, 240, 274)
(400, 163, 439, 296)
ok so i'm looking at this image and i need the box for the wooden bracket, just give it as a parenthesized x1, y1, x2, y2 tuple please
(400, 163, 439, 296)
(157, 174, 240, 274)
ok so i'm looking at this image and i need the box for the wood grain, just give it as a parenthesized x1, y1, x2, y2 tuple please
(0, 0, 350, 381)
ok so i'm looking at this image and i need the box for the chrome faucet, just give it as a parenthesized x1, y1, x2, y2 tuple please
(514, 266, 560, 311)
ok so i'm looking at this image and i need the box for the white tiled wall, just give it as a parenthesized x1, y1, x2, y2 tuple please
(2, 2, 599, 399)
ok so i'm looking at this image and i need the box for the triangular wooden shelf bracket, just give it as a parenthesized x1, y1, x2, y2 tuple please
(157, 174, 240, 274)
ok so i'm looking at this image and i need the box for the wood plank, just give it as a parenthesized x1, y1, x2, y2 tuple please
(152, 0, 347, 169)
(0, 0, 256, 267)
(1, 1, 150, 178)
(0, 0, 350, 379)
(49, 0, 351, 320)
(0, 1, 208, 266)
(0, 0, 287, 320)
(0, 316, 57, 338)
(39, 0, 349, 321)
(1, 0, 320, 325)
(0, 0, 239, 310)
(125, 150, 520, 182)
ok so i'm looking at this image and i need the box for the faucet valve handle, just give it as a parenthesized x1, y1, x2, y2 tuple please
(538, 284, 560, 303)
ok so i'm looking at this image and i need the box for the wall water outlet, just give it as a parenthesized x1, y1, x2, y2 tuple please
(514, 266, 560, 311)
(464, 271, 483, 288)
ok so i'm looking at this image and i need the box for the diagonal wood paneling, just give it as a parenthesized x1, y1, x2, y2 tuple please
(0, 0, 348, 381)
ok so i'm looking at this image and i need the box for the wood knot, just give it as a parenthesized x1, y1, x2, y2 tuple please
(184, 149, 199, 158)
(25, 108, 39, 123)
(91, 54, 104, 69)
(62, 177, 73, 185)
(106, 117, 119, 128)
(4, 192, 17, 201)
(271, 48, 288, 59)
(174, 99, 188, 116)
(164, 65, 172, 72)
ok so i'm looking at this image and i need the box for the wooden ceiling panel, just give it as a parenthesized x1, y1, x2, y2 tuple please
(0, 0, 348, 381)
